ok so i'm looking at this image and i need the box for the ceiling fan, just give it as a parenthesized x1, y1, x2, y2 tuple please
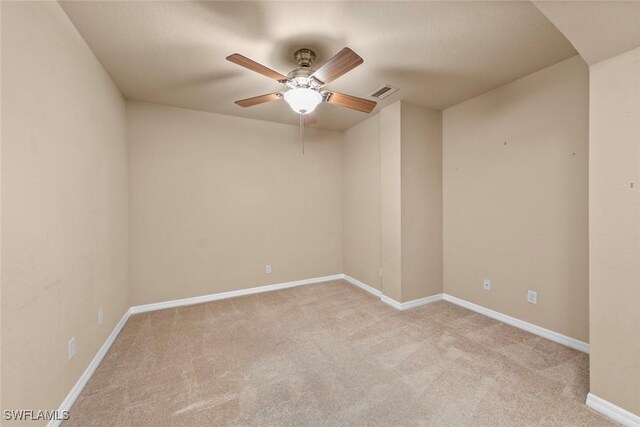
(226, 47, 377, 126)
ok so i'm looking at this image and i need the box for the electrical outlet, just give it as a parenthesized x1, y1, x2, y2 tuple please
(68, 336, 76, 360)
(379, 267, 383, 278)
(265, 264, 272, 274)
(98, 308, 104, 326)
(527, 290, 538, 304)
(483, 279, 491, 291)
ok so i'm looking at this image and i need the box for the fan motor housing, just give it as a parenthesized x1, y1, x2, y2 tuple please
(294, 48, 316, 68)
(286, 49, 324, 89)
(286, 64, 322, 90)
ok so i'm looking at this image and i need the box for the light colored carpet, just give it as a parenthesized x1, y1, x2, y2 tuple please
(65, 280, 611, 426)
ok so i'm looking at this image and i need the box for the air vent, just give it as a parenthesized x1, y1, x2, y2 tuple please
(370, 85, 399, 99)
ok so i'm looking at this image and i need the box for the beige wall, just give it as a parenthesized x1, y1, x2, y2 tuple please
(380, 102, 403, 301)
(342, 114, 381, 289)
(0, 0, 4, 408)
(443, 55, 589, 342)
(400, 103, 443, 302)
(128, 102, 343, 305)
(1, 0, 129, 418)
(589, 46, 640, 416)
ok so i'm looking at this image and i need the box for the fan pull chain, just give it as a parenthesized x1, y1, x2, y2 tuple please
(299, 114, 305, 154)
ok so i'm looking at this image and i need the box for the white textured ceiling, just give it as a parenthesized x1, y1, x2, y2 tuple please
(60, 1, 577, 131)
(534, 1, 640, 65)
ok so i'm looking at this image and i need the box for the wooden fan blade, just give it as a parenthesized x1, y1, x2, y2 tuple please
(325, 91, 376, 113)
(227, 53, 287, 81)
(303, 111, 318, 126)
(310, 48, 363, 85)
(235, 92, 282, 107)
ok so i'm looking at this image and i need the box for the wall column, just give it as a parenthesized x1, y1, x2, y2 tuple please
(589, 46, 640, 417)
(380, 101, 443, 303)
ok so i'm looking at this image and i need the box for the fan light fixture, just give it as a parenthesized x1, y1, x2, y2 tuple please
(284, 88, 322, 114)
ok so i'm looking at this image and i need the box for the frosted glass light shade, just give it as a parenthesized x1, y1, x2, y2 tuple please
(284, 88, 322, 114)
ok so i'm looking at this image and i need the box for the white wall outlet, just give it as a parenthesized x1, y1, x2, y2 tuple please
(379, 267, 383, 278)
(527, 290, 538, 304)
(98, 308, 104, 326)
(265, 264, 272, 274)
(483, 279, 491, 291)
(68, 336, 76, 360)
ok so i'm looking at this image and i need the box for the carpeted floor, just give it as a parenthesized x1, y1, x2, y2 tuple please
(65, 280, 611, 426)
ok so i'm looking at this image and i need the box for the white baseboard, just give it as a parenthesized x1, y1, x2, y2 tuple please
(586, 393, 640, 426)
(341, 274, 443, 310)
(342, 274, 382, 298)
(47, 308, 131, 427)
(380, 294, 402, 310)
(442, 294, 590, 354)
(381, 293, 444, 310)
(130, 274, 343, 314)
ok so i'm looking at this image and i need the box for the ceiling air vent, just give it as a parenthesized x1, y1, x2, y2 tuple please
(370, 85, 399, 99)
